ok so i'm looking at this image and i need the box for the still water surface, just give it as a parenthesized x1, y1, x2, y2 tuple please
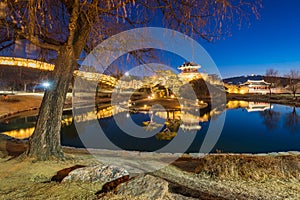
(0, 101, 299, 153)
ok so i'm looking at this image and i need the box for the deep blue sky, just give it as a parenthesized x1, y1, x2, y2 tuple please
(200, 0, 300, 78)
(8, 0, 300, 79)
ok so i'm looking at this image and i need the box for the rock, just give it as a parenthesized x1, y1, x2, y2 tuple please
(113, 174, 171, 199)
(268, 152, 278, 156)
(277, 152, 290, 156)
(51, 165, 86, 182)
(288, 151, 300, 155)
(62, 165, 129, 183)
(255, 153, 268, 156)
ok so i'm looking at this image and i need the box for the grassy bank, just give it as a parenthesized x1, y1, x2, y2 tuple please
(0, 140, 300, 199)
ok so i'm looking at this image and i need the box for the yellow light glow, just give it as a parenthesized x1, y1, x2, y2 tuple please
(0, 56, 117, 85)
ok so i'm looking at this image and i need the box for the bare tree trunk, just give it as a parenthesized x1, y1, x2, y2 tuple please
(26, 45, 75, 160)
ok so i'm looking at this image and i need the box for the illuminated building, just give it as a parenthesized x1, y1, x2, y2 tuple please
(177, 62, 202, 82)
(240, 80, 270, 94)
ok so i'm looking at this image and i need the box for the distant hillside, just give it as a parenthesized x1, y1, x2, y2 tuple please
(223, 75, 265, 85)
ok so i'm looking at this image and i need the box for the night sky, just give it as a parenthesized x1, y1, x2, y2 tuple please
(7, 0, 300, 79)
(116, 0, 300, 79)
(201, 0, 300, 78)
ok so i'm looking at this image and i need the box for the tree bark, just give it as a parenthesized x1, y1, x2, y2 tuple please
(26, 45, 75, 160)
(24, 0, 98, 160)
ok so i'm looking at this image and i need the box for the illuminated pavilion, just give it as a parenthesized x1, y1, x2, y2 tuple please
(240, 79, 271, 94)
(177, 62, 202, 82)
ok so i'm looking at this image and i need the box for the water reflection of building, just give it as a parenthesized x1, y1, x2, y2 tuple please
(2, 104, 222, 139)
(155, 111, 205, 131)
(1, 127, 34, 139)
(1, 106, 117, 139)
(1, 116, 74, 139)
(226, 100, 272, 112)
(226, 100, 249, 109)
(246, 102, 272, 112)
(2, 105, 121, 140)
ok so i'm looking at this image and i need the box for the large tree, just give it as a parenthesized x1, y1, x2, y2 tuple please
(0, 0, 261, 160)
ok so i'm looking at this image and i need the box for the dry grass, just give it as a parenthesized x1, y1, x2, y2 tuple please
(194, 154, 300, 181)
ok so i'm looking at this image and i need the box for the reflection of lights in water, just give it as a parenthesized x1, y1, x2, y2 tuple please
(226, 100, 271, 112)
(126, 113, 130, 118)
(180, 124, 201, 131)
(246, 102, 272, 112)
(226, 100, 249, 109)
(2, 117, 74, 139)
(155, 111, 210, 130)
(2, 127, 35, 139)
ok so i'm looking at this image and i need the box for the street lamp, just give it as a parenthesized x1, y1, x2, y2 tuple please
(42, 81, 51, 89)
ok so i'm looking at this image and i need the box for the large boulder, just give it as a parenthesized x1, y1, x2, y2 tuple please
(101, 174, 171, 200)
(62, 165, 129, 183)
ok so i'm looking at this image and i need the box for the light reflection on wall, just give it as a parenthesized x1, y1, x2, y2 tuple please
(0, 56, 117, 86)
(224, 84, 249, 94)
(0, 56, 54, 71)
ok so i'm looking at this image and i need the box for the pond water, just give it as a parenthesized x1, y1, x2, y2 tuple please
(1, 101, 299, 153)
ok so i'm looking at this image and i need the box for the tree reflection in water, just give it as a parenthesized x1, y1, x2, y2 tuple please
(259, 104, 281, 131)
(284, 106, 300, 133)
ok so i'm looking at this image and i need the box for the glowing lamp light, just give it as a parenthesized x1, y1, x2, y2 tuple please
(124, 71, 129, 76)
(42, 81, 50, 88)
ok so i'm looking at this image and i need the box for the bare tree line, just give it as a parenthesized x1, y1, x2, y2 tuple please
(265, 68, 300, 98)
